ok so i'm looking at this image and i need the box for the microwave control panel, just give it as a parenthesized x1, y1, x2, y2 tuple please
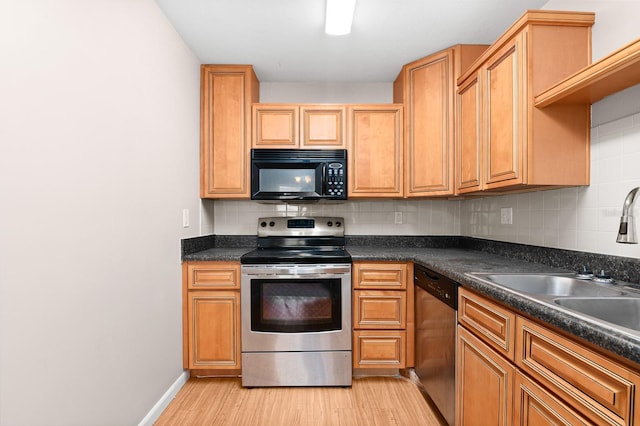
(326, 163, 345, 196)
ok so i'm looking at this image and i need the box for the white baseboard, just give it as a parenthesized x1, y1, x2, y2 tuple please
(138, 370, 189, 426)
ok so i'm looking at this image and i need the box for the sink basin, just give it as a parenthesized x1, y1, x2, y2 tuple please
(468, 273, 625, 297)
(554, 297, 640, 332)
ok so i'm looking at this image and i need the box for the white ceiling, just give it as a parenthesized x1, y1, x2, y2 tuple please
(154, 0, 548, 83)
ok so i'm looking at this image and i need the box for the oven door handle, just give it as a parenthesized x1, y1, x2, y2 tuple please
(242, 266, 351, 276)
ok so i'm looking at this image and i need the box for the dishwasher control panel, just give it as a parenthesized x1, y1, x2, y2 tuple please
(414, 265, 459, 310)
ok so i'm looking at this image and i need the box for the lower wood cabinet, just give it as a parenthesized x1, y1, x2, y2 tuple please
(457, 287, 640, 426)
(457, 325, 515, 426)
(352, 261, 413, 369)
(183, 261, 241, 372)
(514, 370, 591, 425)
(188, 291, 240, 369)
(353, 330, 406, 368)
(517, 316, 640, 425)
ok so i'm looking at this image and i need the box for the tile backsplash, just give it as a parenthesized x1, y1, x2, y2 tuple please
(462, 111, 640, 259)
(205, 111, 640, 259)
(208, 199, 460, 237)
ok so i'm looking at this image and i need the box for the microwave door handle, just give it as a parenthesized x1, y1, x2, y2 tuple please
(321, 163, 327, 195)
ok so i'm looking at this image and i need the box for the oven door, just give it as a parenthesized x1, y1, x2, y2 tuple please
(241, 264, 351, 352)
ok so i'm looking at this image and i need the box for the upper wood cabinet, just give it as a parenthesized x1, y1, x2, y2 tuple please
(394, 45, 487, 197)
(200, 65, 259, 198)
(456, 11, 595, 193)
(456, 71, 483, 193)
(484, 35, 524, 189)
(252, 104, 347, 149)
(348, 105, 404, 198)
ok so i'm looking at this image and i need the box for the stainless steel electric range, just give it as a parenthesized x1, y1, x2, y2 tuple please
(240, 216, 352, 387)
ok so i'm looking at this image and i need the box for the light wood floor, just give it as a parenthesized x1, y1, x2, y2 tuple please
(155, 376, 446, 425)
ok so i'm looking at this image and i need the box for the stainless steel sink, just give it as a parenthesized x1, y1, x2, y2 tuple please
(554, 297, 640, 332)
(467, 273, 625, 297)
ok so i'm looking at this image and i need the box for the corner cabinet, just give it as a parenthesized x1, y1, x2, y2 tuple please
(348, 105, 404, 198)
(394, 45, 487, 197)
(457, 287, 640, 426)
(252, 104, 347, 149)
(352, 262, 414, 370)
(200, 65, 259, 198)
(183, 261, 242, 372)
(456, 11, 595, 194)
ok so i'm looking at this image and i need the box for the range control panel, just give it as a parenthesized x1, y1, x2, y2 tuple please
(257, 216, 345, 237)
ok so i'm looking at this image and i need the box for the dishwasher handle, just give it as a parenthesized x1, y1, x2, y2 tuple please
(414, 266, 458, 310)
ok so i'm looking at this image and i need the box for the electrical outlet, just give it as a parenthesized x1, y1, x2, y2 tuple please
(500, 207, 513, 225)
(394, 211, 403, 224)
(182, 209, 190, 228)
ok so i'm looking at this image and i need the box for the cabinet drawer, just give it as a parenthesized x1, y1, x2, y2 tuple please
(354, 290, 406, 329)
(517, 316, 640, 425)
(458, 288, 516, 361)
(514, 370, 590, 425)
(353, 330, 406, 368)
(353, 262, 408, 290)
(186, 262, 240, 290)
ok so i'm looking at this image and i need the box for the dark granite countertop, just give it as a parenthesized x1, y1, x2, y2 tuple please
(183, 247, 251, 262)
(181, 235, 640, 368)
(349, 246, 640, 367)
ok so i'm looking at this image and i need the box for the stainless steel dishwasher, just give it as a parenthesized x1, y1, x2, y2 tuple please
(414, 265, 459, 426)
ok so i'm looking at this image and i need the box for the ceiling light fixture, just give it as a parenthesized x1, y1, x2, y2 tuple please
(325, 0, 357, 36)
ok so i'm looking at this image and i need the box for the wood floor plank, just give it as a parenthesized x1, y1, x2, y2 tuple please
(155, 376, 446, 425)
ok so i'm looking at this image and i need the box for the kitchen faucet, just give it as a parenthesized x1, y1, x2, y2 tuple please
(616, 187, 640, 244)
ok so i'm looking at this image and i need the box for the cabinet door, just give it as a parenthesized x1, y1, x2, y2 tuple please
(201, 65, 258, 198)
(348, 105, 403, 197)
(300, 105, 346, 148)
(404, 50, 455, 196)
(484, 34, 525, 189)
(457, 325, 515, 426)
(514, 371, 590, 426)
(456, 72, 483, 194)
(188, 291, 241, 369)
(252, 104, 299, 148)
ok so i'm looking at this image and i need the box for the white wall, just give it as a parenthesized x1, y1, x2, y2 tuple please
(260, 82, 393, 103)
(0, 1, 201, 425)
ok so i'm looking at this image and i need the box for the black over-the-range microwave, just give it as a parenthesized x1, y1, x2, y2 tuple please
(250, 149, 347, 201)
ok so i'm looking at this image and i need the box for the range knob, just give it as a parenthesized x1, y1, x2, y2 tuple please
(260, 221, 267, 228)
(335, 221, 342, 227)
(269, 221, 275, 227)
(327, 221, 333, 227)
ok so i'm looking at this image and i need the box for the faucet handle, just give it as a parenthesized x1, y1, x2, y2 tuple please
(576, 266, 593, 279)
(593, 270, 614, 283)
